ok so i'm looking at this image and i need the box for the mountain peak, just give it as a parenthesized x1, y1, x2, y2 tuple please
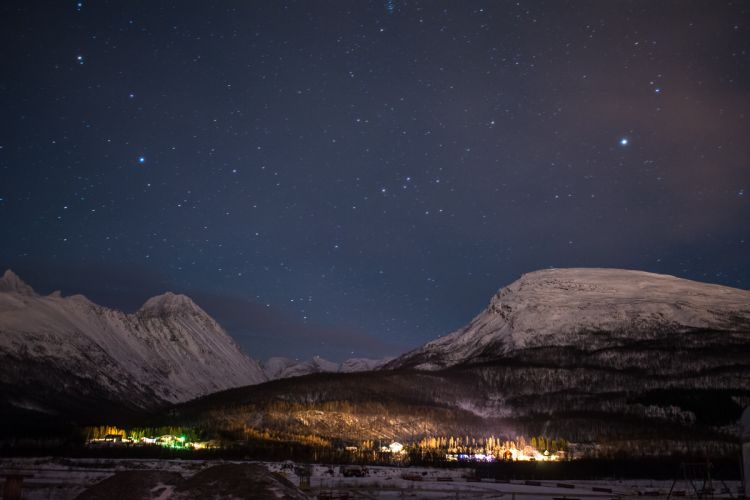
(0, 270, 36, 296)
(390, 267, 750, 370)
(138, 291, 206, 317)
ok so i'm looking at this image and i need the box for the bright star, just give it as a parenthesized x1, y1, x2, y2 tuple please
(138, 156, 146, 164)
(619, 138, 629, 146)
(76, 55, 84, 64)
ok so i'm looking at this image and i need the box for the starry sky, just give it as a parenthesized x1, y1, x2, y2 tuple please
(1, 1, 749, 362)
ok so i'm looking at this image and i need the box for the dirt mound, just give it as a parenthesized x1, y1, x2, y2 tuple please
(174, 463, 309, 499)
(74, 470, 183, 500)
(75, 464, 309, 499)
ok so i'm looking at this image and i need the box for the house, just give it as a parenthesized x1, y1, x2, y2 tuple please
(388, 442, 404, 454)
(103, 434, 122, 443)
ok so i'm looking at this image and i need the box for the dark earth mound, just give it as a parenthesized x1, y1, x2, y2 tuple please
(74, 464, 309, 499)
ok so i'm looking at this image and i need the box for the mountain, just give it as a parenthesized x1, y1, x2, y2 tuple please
(165, 269, 750, 457)
(388, 268, 750, 369)
(262, 355, 388, 380)
(340, 357, 390, 372)
(263, 355, 339, 380)
(0, 270, 265, 423)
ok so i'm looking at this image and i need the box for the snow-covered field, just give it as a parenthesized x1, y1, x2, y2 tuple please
(0, 457, 743, 499)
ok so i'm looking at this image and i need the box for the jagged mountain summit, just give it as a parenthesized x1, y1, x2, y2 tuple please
(390, 267, 750, 369)
(0, 270, 265, 420)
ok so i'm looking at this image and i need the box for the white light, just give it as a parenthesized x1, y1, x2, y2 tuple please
(619, 138, 629, 146)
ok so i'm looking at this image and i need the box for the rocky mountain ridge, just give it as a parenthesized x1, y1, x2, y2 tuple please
(0, 270, 266, 420)
(262, 355, 388, 380)
(0, 270, 391, 423)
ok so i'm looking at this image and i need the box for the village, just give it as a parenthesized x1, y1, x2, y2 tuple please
(83, 426, 568, 464)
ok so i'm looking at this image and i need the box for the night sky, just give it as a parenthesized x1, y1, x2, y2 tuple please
(1, 1, 749, 362)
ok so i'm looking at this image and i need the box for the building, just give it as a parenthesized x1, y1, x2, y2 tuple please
(388, 442, 404, 454)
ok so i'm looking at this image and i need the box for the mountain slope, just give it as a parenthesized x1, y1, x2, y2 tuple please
(0, 270, 265, 421)
(389, 268, 750, 369)
(164, 269, 750, 457)
(262, 355, 388, 380)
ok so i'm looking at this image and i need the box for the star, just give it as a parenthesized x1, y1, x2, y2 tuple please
(619, 138, 629, 146)
(76, 55, 84, 65)
(137, 156, 146, 164)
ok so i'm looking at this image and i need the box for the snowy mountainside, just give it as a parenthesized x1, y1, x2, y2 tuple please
(390, 268, 750, 369)
(262, 355, 388, 380)
(340, 356, 390, 372)
(0, 270, 266, 418)
(167, 268, 749, 453)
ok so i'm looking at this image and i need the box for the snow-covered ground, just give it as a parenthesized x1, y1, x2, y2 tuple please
(0, 457, 742, 499)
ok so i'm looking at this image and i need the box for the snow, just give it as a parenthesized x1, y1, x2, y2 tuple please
(0, 270, 388, 409)
(2, 457, 742, 500)
(263, 355, 389, 380)
(263, 356, 302, 379)
(0, 270, 266, 405)
(340, 357, 391, 372)
(0, 269, 35, 295)
(138, 292, 206, 317)
(151, 483, 176, 500)
(261, 356, 337, 379)
(393, 268, 750, 369)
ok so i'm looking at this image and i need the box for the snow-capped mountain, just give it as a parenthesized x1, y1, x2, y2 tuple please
(390, 268, 750, 369)
(0, 270, 266, 418)
(170, 268, 750, 455)
(262, 355, 387, 380)
(340, 357, 389, 372)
